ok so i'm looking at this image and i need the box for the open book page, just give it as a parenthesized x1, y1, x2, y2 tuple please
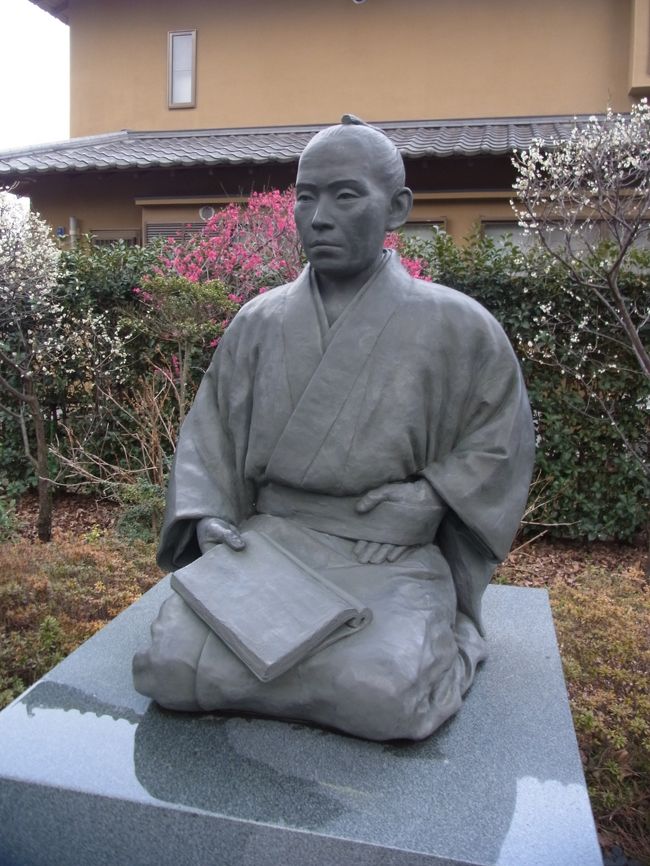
(170, 528, 372, 681)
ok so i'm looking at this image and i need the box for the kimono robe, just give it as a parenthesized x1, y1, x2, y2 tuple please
(133, 251, 535, 741)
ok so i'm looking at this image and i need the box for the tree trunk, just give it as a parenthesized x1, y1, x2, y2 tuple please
(178, 340, 191, 428)
(36, 472, 52, 543)
(27, 385, 52, 542)
(0, 364, 53, 541)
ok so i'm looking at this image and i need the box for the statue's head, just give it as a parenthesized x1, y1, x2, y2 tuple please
(295, 115, 413, 280)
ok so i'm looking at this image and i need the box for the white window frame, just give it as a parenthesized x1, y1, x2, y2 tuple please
(482, 218, 650, 253)
(168, 30, 197, 109)
(401, 220, 447, 240)
(90, 228, 141, 247)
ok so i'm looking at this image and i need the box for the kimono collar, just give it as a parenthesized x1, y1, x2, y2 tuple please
(268, 250, 411, 486)
(308, 250, 393, 345)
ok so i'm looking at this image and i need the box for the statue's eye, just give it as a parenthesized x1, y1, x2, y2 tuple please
(337, 190, 359, 200)
(296, 191, 315, 202)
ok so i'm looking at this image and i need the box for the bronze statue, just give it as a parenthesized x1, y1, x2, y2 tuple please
(133, 117, 535, 741)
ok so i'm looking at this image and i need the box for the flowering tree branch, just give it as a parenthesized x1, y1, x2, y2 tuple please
(0, 194, 133, 539)
(512, 101, 650, 380)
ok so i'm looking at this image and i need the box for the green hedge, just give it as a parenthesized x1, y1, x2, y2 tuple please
(400, 230, 649, 541)
(1, 232, 647, 543)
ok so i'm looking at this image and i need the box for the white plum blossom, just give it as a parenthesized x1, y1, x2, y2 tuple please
(0, 192, 131, 539)
(511, 100, 650, 383)
(0, 193, 128, 389)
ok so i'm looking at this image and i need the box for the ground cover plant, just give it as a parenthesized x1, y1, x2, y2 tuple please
(0, 495, 159, 708)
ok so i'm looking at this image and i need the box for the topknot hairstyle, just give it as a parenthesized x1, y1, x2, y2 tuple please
(300, 114, 406, 195)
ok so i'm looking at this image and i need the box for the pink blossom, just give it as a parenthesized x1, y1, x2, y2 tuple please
(154, 189, 432, 310)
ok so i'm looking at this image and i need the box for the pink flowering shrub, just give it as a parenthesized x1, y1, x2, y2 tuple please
(158, 189, 431, 316)
(384, 232, 432, 281)
(160, 190, 304, 306)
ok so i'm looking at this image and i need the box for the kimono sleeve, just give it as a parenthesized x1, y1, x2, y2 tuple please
(157, 337, 255, 572)
(420, 313, 535, 630)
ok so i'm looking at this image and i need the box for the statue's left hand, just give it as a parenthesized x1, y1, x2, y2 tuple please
(353, 479, 444, 564)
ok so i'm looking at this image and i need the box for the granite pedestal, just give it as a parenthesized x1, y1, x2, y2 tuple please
(0, 580, 603, 866)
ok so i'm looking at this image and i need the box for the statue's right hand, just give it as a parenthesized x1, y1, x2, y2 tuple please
(196, 517, 245, 554)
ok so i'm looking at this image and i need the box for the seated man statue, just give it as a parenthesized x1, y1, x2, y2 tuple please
(133, 116, 535, 742)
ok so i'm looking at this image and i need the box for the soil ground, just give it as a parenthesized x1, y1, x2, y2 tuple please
(14, 491, 121, 541)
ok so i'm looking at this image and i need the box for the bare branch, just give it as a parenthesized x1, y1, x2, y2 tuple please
(0, 368, 33, 407)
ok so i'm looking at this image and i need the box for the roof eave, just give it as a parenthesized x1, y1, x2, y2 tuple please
(0, 114, 613, 178)
(28, 0, 69, 24)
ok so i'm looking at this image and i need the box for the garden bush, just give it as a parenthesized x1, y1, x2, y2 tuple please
(58, 237, 163, 308)
(1, 193, 646, 542)
(397, 229, 648, 541)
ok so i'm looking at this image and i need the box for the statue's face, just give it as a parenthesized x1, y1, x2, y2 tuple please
(295, 133, 394, 279)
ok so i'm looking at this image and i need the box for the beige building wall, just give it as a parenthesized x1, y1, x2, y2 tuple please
(29, 175, 142, 237)
(70, 0, 633, 138)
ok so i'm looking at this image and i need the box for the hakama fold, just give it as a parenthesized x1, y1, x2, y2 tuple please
(134, 515, 488, 742)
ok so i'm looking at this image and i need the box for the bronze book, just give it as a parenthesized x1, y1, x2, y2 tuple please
(170, 528, 372, 682)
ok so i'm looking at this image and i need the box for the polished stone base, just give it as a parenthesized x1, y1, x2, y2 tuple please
(0, 579, 602, 866)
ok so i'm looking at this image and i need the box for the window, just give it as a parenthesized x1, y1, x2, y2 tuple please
(145, 222, 203, 244)
(482, 220, 579, 252)
(629, 0, 650, 95)
(482, 221, 534, 250)
(168, 30, 196, 108)
(482, 219, 650, 253)
(90, 228, 141, 247)
(401, 221, 446, 240)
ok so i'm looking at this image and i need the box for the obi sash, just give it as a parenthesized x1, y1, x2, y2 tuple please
(256, 482, 445, 547)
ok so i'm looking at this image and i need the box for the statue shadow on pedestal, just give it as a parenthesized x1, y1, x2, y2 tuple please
(131, 693, 517, 860)
(19, 675, 589, 864)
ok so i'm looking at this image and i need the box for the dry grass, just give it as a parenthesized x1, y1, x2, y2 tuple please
(0, 519, 159, 707)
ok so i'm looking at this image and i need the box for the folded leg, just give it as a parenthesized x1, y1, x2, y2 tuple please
(133, 516, 487, 740)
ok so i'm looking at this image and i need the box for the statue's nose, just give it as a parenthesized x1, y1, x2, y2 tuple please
(311, 201, 335, 229)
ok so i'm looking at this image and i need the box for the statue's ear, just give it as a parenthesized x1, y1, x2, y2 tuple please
(386, 187, 414, 231)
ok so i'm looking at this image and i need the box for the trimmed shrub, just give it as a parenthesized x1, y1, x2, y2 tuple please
(2, 200, 646, 542)
(397, 228, 648, 540)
